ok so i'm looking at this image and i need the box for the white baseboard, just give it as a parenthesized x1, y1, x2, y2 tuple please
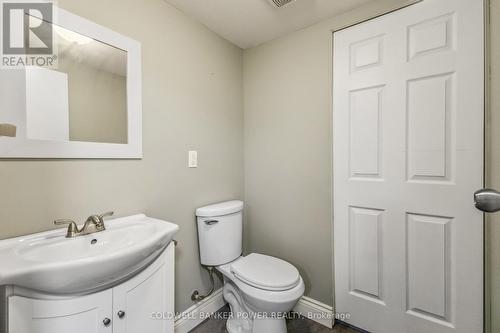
(174, 288, 225, 333)
(175, 289, 333, 332)
(293, 296, 334, 329)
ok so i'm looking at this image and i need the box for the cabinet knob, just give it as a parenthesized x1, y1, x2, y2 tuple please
(117, 310, 126, 318)
(103, 318, 111, 327)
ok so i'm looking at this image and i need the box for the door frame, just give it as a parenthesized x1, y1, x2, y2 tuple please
(483, 1, 492, 332)
(329, 0, 490, 331)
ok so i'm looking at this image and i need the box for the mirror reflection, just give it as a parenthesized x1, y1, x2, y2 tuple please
(0, 15, 128, 144)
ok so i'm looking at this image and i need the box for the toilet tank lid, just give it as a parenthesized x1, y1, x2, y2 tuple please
(196, 200, 244, 217)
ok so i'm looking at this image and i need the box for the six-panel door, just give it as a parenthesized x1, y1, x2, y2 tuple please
(333, 0, 484, 332)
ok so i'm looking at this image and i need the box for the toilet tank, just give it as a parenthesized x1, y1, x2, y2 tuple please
(196, 200, 244, 266)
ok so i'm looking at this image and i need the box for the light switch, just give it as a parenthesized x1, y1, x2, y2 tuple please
(188, 150, 198, 168)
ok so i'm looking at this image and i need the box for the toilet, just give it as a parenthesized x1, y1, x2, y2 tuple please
(196, 200, 305, 333)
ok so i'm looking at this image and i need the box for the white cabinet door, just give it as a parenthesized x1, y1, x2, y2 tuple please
(8, 290, 112, 333)
(333, 0, 484, 332)
(113, 244, 174, 333)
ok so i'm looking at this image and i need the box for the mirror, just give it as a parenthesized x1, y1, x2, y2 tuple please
(0, 7, 142, 158)
(55, 24, 128, 144)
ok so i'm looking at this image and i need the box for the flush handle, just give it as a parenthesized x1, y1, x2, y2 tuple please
(204, 219, 219, 225)
(474, 188, 500, 213)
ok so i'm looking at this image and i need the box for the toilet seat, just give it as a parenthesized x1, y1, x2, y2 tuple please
(230, 253, 300, 291)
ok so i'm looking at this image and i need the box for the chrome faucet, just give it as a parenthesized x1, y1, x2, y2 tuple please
(54, 212, 114, 238)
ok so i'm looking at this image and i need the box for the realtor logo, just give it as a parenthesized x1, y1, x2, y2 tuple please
(2, 2, 53, 54)
(1, 1, 57, 68)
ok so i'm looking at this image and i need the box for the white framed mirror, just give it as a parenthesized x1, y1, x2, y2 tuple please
(0, 6, 142, 158)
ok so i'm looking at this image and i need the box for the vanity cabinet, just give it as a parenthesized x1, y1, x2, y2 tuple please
(6, 243, 174, 333)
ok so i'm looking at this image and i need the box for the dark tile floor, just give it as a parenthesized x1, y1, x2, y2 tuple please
(190, 305, 361, 333)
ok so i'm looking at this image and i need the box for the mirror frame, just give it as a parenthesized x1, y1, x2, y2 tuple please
(0, 7, 142, 159)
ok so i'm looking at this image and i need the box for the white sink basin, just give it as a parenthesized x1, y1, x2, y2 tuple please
(0, 214, 179, 295)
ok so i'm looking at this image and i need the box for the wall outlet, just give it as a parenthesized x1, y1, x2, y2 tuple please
(188, 150, 198, 168)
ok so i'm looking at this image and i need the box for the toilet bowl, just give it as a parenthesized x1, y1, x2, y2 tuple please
(196, 201, 305, 333)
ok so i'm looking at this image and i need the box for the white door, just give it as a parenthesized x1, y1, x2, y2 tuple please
(8, 290, 113, 333)
(333, 0, 484, 332)
(113, 244, 174, 333)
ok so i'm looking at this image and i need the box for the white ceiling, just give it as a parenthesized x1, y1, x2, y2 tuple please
(163, 0, 377, 49)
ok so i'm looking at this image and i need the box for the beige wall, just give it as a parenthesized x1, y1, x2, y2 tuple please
(243, 0, 419, 306)
(487, 0, 500, 331)
(0, 0, 243, 313)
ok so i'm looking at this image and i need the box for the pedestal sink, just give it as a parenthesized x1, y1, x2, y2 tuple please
(0, 214, 179, 295)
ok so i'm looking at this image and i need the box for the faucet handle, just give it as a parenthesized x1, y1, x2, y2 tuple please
(54, 218, 77, 226)
(99, 211, 114, 220)
(54, 219, 80, 238)
(87, 211, 113, 232)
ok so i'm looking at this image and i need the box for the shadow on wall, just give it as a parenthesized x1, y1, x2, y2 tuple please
(294, 263, 311, 298)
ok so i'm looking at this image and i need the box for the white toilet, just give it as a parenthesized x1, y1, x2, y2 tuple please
(196, 200, 305, 333)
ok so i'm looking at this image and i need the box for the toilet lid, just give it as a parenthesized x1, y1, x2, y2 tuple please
(230, 253, 300, 291)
